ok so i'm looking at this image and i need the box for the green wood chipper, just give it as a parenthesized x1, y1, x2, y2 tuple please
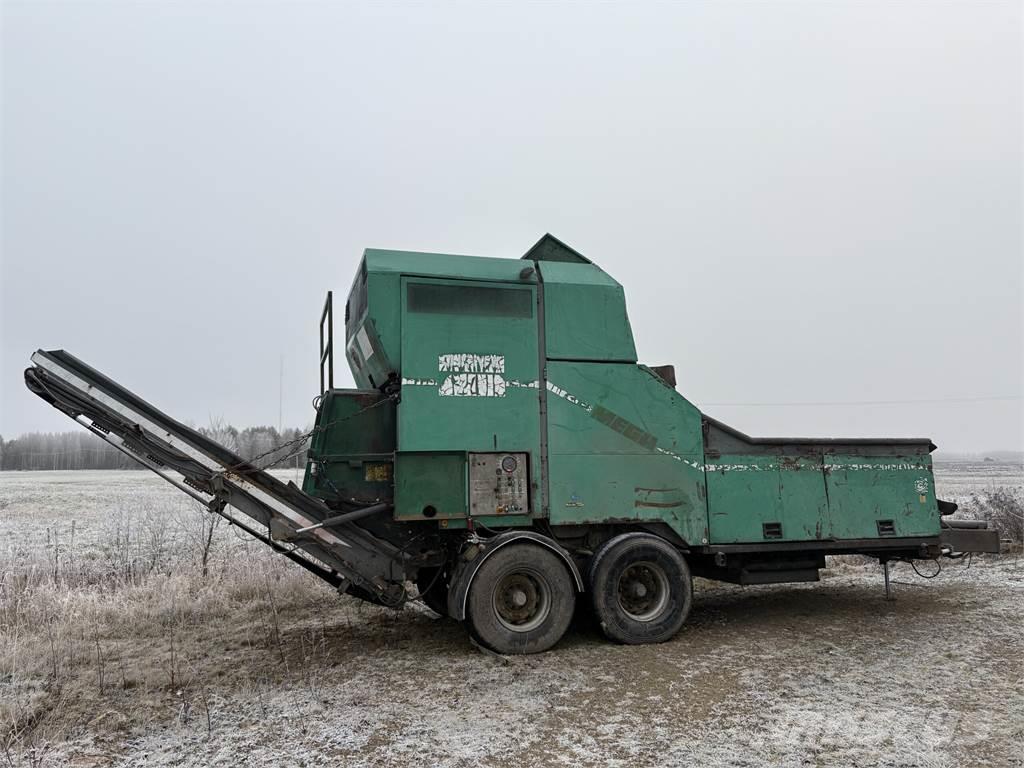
(25, 234, 999, 654)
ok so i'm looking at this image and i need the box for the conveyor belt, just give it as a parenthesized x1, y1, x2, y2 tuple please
(25, 349, 405, 602)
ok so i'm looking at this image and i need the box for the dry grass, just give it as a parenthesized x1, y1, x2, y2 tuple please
(959, 487, 1024, 545)
(0, 474, 402, 766)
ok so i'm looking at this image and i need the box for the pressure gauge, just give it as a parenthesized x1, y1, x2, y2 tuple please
(500, 455, 518, 474)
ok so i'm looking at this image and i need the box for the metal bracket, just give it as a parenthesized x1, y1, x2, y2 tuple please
(207, 473, 229, 514)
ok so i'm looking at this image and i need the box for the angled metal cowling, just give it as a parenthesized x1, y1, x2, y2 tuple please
(24, 349, 405, 603)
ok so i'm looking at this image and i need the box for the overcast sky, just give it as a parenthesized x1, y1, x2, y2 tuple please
(2, 1, 1021, 453)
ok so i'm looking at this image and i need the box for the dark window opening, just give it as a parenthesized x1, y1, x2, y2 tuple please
(407, 283, 533, 318)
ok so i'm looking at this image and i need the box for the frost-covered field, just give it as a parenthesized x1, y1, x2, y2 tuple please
(0, 465, 1021, 768)
(932, 460, 1024, 505)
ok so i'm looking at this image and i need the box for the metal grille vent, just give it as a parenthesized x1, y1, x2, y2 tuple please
(762, 522, 783, 540)
(877, 520, 896, 536)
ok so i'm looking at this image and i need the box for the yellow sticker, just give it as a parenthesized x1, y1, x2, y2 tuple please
(364, 463, 392, 482)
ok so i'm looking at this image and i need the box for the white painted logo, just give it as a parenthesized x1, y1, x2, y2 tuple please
(439, 354, 504, 374)
(439, 354, 507, 397)
(401, 354, 536, 397)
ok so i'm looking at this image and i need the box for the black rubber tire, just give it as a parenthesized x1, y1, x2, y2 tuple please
(465, 543, 576, 655)
(588, 532, 692, 645)
(416, 566, 450, 617)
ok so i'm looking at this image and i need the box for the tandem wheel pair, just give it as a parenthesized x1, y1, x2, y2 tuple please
(417, 532, 694, 655)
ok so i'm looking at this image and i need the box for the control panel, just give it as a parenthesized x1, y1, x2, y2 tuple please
(469, 453, 529, 516)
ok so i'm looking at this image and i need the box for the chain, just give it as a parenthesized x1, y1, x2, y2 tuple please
(223, 394, 397, 475)
(231, 429, 316, 473)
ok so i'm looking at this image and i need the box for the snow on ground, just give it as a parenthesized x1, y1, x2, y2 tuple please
(1, 466, 1021, 767)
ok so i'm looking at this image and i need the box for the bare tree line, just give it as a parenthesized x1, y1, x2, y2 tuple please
(0, 423, 310, 471)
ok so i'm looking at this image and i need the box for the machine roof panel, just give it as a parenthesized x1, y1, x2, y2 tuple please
(363, 249, 528, 282)
(536, 259, 622, 288)
(364, 235, 620, 288)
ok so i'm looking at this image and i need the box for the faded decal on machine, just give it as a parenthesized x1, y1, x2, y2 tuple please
(915, 476, 929, 503)
(438, 353, 507, 397)
(591, 404, 657, 451)
(401, 363, 537, 396)
(355, 326, 374, 361)
(440, 373, 507, 397)
(439, 354, 505, 374)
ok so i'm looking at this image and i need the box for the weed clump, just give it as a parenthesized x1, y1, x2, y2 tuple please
(961, 486, 1023, 544)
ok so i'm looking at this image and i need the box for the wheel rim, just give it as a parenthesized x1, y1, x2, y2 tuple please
(616, 561, 670, 622)
(492, 569, 551, 632)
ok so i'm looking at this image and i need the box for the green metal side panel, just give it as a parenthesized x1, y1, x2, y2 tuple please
(394, 452, 467, 520)
(538, 261, 637, 362)
(546, 362, 703, 455)
(367, 272, 400, 365)
(825, 455, 940, 539)
(780, 456, 830, 540)
(545, 361, 707, 543)
(707, 456, 783, 543)
(345, 267, 399, 390)
(707, 456, 829, 543)
(549, 454, 707, 545)
(302, 390, 396, 503)
(397, 276, 542, 514)
(708, 454, 940, 543)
